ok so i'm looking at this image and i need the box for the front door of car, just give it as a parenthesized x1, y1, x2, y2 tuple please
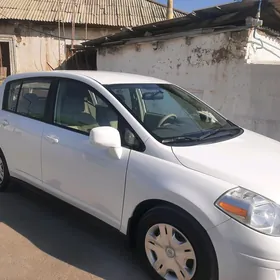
(41, 78, 132, 229)
(0, 78, 54, 184)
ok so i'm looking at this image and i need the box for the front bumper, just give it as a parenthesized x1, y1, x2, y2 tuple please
(208, 218, 280, 280)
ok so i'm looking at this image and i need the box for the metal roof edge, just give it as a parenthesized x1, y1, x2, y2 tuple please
(96, 25, 251, 48)
(83, 0, 280, 48)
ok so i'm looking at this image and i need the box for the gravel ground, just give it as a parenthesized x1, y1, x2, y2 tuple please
(0, 183, 150, 280)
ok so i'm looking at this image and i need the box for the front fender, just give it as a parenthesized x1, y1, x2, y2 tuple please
(121, 150, 232, 234)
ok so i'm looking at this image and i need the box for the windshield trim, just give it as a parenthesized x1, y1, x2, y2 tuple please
(104, 83, 243, 146)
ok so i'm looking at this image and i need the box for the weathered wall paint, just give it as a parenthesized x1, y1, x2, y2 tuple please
(96, 29, 280, 141)
(246, 29, 280, 64)
(0, 22, 117, 73)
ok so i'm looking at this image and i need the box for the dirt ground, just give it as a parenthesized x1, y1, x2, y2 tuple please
(0, 183, 150, 280)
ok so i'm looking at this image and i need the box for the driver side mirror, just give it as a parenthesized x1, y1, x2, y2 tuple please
(89, 126, 122, 159)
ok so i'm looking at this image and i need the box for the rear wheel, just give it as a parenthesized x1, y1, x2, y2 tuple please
(136, 206, 218, 280)
(0, 151, 10, 192)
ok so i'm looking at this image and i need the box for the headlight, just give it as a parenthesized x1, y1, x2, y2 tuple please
(215, 187, 280, 236)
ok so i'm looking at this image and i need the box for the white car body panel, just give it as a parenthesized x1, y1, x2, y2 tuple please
(42, 122, 131, 228)
(0, 112, 43, 182)
(172, 129, 280, 204)
(1, 71, 280, 280)
(120, 149, 233, 234)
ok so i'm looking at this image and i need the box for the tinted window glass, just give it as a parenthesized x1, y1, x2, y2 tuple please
(109, 87, 132, 109)
(54, 79, 119, 134)
(3, 80, 21, 112)
(141, 87, 185, 117)
(16, 79, 52, 120)
(104, 85, 142, 120)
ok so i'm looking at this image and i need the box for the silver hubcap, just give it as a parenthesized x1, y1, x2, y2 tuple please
(0, 158, 4, 184)
(145, 223, 196, 280)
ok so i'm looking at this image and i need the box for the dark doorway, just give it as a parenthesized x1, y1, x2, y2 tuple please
(59, 46, 97, 70)
(0, 42, 11, 80)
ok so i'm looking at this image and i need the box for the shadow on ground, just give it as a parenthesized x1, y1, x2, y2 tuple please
(0, 182, 150, 280)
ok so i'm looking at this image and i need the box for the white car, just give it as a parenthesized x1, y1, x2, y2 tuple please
(0, 71, 279, 280)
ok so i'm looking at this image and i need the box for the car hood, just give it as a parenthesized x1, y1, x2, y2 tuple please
(172, 129, 280, 204)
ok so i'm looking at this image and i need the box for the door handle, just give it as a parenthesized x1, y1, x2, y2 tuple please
(44, 135, 59, 144)
(0, 120, 9, 127)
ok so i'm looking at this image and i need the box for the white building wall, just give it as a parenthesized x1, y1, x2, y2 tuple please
(246, 29, 280, 64)
(0, 22, 117, 73)
(96, 29, 280, 141)
(244, 64, 280, 140)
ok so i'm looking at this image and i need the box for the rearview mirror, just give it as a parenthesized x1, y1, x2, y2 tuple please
(89, 126, 122, 159)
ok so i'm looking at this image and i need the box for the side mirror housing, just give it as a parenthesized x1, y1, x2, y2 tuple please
(89, 126, 122, 159)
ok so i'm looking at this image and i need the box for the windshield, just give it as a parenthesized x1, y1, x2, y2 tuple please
(105, 83, 242, 144)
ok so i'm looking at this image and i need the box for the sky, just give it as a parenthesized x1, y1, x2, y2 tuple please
(157, 0, 234, 12)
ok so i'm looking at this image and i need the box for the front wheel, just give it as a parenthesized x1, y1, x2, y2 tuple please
(0, 151, 10, 192)
(136, 206, 218, 280)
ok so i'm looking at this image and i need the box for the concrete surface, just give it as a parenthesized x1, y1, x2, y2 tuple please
(0, 183, 150, 280)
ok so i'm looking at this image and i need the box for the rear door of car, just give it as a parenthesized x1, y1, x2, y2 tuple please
(0, 77, 56, 185)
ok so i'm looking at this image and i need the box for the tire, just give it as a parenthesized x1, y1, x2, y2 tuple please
(0, 150, 10, 192)
(136, 206, 218, 280)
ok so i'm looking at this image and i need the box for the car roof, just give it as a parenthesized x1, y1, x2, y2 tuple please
(4, 70, 170, 85)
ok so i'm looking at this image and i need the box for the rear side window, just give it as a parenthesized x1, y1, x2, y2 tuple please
(3, 80, 21, 112)
(17, 80, 51, 120)
(3, 78, 52, 121)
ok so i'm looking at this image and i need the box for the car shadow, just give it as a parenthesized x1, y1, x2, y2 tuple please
(0, 181, 150, 280)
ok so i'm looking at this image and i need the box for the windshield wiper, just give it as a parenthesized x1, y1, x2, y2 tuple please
(162, 135, 199, 144)
(198, 126, 241, 140)
(161, 126, 241, 144)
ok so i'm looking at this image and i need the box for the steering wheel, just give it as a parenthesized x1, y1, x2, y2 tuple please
(157, 114, 177, 128)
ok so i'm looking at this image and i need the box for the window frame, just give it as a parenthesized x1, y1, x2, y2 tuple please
(2, 77, 58, 123)
(49, 78, 146, 152)
(1, 76, 145, 151)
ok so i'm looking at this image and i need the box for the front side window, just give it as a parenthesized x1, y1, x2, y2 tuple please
(105, 83, 242, 145)
(54, 79, 119, 134)
(108, 87, 132, 109)
(53, 79, 144, 150)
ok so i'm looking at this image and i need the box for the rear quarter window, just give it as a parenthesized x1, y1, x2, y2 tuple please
(2, 80, 21, 112)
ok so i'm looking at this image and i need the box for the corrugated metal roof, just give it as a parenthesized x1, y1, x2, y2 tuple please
(0, 0, 186, 26)
(83, 0, 280, 47)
